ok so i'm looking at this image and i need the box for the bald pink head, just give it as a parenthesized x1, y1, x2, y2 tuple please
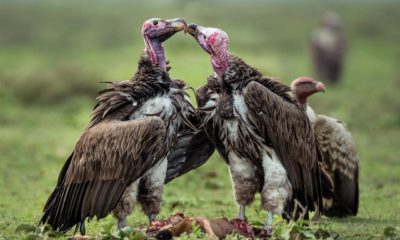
(291, 77, 325, 105)
(142, 18, 186, 71)
(187, 24, 229, 78)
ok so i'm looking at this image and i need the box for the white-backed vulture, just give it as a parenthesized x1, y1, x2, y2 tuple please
(291, 77, 359, 217)
(39, 18, 196, 234)
(310, 11, 346, 84)
(186, 24, 332, 233)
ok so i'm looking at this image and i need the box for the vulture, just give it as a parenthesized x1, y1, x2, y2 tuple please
(291, 77, 359, 217)
(186, 24, 332, 232)
(39, 18, 196, 234)
(310, 11, 346, 84)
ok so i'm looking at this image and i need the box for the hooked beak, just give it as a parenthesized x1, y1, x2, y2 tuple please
(152, 18, 186, 42)
(169, 18, 187, 32)
(313, 81, 326, 93)
(186, 23, 198, 36)
(186, 23, 213, 55)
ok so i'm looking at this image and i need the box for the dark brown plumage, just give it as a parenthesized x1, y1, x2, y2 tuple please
(40, 18, 195, 233)
(41, 117, 167, 232)
(165, 128, 215, 184)
(314, 116, 359, 217)
(291, 77, 358, 217)
(185, 25, 334, 229)
(196, 55, 326, 220)
(310, 12, 346, 84)
(40, 55, 195, 232)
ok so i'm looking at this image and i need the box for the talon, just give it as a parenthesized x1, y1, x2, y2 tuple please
(264, 225, 273, 236)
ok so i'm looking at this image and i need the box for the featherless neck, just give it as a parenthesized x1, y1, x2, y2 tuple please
(145, 39, 167, 72)
(212, 58, 227, 79)
(153, 41, 167, 71)
(211, 52, 229, 79)
(294, 94, 309, 107)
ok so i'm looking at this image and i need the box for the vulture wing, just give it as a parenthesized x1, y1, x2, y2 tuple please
(164, 80, 216, 184)
(40, 117, 168, 232)
(242, 80, 323, 217)
(165, 128, 215, 184)
(196, 84, 229, 164)
(314, 114, 359, 216)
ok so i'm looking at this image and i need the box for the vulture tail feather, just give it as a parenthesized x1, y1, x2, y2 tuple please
(324, 170, 359, 217)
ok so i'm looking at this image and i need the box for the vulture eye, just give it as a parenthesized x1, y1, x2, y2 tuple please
(153, 20, 159, 26)
(203, 35, 207, 40)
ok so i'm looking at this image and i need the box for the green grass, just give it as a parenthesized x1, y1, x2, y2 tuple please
(0, 0, 399, 239)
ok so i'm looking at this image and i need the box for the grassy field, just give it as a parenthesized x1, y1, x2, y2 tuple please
(1, 0, 399, 239)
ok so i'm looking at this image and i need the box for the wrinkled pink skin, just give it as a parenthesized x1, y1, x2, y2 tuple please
(207, 32, 229, 78)
(192, 27, 229, 78)
(142, 19, 185, 71)
(142, 21, 167, 71)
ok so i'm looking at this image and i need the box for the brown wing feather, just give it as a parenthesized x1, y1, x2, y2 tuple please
(40, 117, 167, 231)
(196, 84, 229, 164)
(314, 114, 359, 216)
(165, 129, 215, 184)
(242, 80, 322, 216)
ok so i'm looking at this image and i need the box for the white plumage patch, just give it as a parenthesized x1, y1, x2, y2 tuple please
(203, 93, 219, 109)
(145, 157, 168, 187)
(130, 93, 174, 120)
(261, 148, 292, 214)
(228, 151, 255, 179)
(233, 93, 248, 119)
(306, 105, 317, 124)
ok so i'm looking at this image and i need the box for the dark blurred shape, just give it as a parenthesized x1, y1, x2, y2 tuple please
(310, 11, 346, 84)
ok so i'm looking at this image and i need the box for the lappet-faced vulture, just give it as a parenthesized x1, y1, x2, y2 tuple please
(291, 77, 359, 217)
(39, 18, 196, 234)
(186, 24, 332, 232)
(310, 11, 346, 84)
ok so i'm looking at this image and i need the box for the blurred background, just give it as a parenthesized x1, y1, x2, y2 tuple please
(0, 0, 399, 239)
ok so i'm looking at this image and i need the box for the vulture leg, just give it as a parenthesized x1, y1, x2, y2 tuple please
(79, 222, 86, 236)
(148, 214, 157, 224)
(260, 149, 291, 231)
(138, 158, 168, 224)
(312, 205, 321, 222)
(237, 205, 246, 220)
(264, 212, 273, 234)
(228, 152, 258, 219)
(117, 218, 126, 229)
(113, 180, 140, 229)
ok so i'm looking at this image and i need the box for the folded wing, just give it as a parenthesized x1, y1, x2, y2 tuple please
(243, 80, 323, 217)
(40, 117, 167, 231)
(314, 114, 358, 216)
